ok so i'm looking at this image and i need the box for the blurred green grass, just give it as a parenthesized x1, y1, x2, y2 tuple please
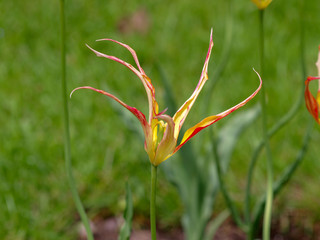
(1, 0, 320, 239)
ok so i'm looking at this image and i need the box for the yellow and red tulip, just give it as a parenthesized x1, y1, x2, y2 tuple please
(251, 0, 272, 10)
(71, 30, 262, 166)
(304, 46, 320, 124)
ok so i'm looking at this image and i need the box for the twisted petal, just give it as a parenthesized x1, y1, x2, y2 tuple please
(70, 86, 153, 152)
(86, 41, 157, 123)
(172, 29, 214, 139)
(174, 69, 262, 153)
(305, 77, 320, 124)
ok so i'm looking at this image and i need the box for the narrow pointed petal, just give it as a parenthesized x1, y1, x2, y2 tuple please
(174, 70, 262, 153)
(86, 43, 157, 122)
(304, 77, 320, 124)
(70, 86, 153, 150)
(172, 29, 214, 139)
(152, 114, 177, 166)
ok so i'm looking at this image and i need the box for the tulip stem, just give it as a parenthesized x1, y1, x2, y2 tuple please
(258, 9, 273, 240)
(150, 164, 158, 240)
(59, 1, 94, 239)
(245, 2, 307, 238)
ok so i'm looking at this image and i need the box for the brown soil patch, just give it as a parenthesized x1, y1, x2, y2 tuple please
(78, 211, 320, 240)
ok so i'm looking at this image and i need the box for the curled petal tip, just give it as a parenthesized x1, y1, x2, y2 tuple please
(95, 38, 116, 42)
(70, 89, 76, 98)
(209, 29, 214, 47)
(85, 44, 95, 53)
(252, 68, 260, 77)
(70, 86, 87, 98)
(86, 43, 102, 55)
(252, 68, 263, 88)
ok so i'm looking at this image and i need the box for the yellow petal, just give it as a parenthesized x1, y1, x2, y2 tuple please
(174, 69, 262, 153)
(172, 29, 214, 139)
(152, 114, 177, 166)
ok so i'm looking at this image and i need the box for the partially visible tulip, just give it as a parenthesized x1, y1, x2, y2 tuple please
(305, 46, 320, 124)
(71, 30, 262, 166)
(251, 0, 272, 10)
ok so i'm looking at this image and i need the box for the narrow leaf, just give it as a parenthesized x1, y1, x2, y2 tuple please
(204, 210, 230, 240)
(216, 104, 261, 172)
(118, 182, 133, 240)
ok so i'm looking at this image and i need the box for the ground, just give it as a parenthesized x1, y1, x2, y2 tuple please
(78, 211, 320, 240)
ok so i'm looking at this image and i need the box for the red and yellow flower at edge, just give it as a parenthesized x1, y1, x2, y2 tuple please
(251, 0, 272, 10)
(71, 30, 262, 166)
(305, 46, 320, 124)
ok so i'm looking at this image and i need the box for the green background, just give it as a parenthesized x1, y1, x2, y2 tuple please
(1, 0, 320, 239)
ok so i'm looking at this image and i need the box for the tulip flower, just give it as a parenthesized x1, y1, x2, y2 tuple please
(305, 46, 320, 124)
(71, 30, 262, 166)
(251, 0, 272, 10)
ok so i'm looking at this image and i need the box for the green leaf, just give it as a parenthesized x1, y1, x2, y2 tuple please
(251, 120, 313, 235)
(118, 182, 133, 240)
(216, 104, 261, 173)
(203, 210, 230, 240)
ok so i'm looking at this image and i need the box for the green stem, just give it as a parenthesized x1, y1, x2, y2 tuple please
(250, 1, 308, 236)
(59, 1, 94, 239)
(150, 164, 158, 240)
(251, 118, 313, 234)
(244, 1, 307, 233)
(257, 9, 273, 240)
